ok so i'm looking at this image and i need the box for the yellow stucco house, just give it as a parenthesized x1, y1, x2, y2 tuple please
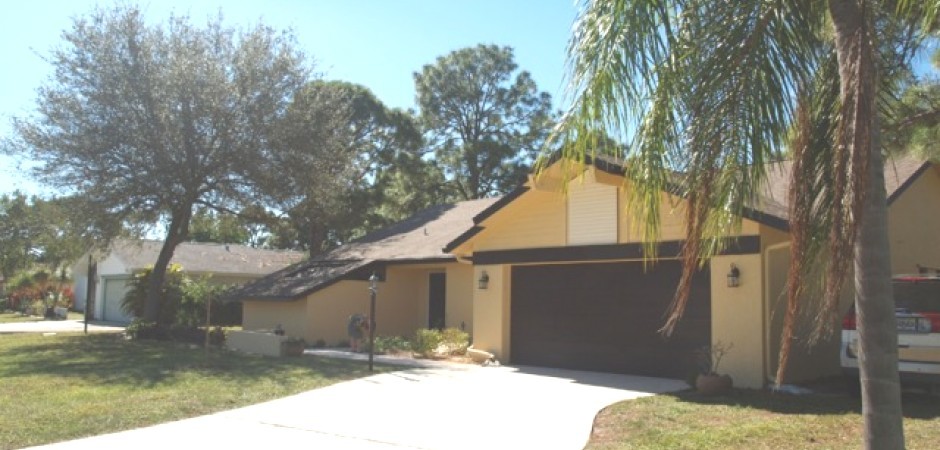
(234, 155, 940, 388)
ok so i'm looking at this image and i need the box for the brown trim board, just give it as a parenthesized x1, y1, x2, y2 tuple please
(471, 236, 761, 265)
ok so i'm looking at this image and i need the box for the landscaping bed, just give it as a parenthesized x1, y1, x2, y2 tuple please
(0, 333, 391, 449)
(586, 386, 940, 449)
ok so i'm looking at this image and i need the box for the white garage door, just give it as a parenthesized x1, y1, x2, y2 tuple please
(102, 277, 133, 323)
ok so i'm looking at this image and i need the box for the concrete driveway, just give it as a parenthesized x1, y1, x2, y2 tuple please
(0, 319, 125, 334)
(29, 363, 685, 450)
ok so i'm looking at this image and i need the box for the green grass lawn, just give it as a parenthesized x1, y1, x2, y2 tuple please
(0, 311, 87, 323)
(586, 387, 940, 449)
(0, 312, 46, 323)
(0, 333, 390, 448)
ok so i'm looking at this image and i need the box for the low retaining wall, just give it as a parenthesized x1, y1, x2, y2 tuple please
(227, 330, 288, 357)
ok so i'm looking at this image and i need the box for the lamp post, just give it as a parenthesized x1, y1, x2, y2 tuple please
(368, 272, 378, 372)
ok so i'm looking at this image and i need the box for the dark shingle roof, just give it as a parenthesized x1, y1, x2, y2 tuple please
(231, 198, 500, 301)
(110, 240, 305, 276)
(750, 155, 929, 229)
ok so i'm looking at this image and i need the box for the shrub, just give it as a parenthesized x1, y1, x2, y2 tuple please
(441, 328, 470, 354)
(125, 319, 168, 340)
(371, 335, 412, 354)
(122, 268, 240, 327)
(28, 299, 46, 316)
(121, 265, 185, 325)
(414, 328, 470, 358)
(125, 319, 225, 346)
(414, 329, 444, 357)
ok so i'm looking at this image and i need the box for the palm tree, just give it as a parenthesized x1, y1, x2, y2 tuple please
(553, 1, 938, 448)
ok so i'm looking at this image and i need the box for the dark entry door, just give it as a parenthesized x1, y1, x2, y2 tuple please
(510, 261, 711, 378)
(429, 273, 446, 329)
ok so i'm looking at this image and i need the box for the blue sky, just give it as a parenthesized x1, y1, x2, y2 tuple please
(0, 1, 579, 197)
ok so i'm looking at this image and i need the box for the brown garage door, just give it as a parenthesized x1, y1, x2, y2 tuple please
(511, 261, 710, 378)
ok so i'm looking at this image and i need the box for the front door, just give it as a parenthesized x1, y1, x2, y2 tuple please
(428, 273, 446, 329)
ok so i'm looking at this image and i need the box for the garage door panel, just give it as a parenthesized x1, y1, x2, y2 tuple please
(511, 261, 710, 378)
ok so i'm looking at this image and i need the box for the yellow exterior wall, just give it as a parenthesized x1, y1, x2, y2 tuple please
(618, 187, 760, 243)
(472, 189, 566, 251)
(763, 242, 847, 383)
(446, 263, 475, 332)
(243, 300, 307, 339)
(471, 264, 511, 361)
(305, 280, 375, 345)
(244, 262, 474, 346)
(710, 254, 765, 388)
(888, 166, 940, 273)
(305, 268, 426, 345)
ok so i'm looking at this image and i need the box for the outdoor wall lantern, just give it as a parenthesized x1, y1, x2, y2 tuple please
(727, 264, 741, 288)
(478, 271, 490, 290)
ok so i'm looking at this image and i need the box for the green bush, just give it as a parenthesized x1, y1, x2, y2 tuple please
(414, 328, 469, 358)
(28, 299, 46, 316)
(125, 319, 225, 345)
(372, 335, 412, 354)
(414, 329, 444, 357)
(441, 328, 470, 354)
(125, 319, 167, 340)
(121, 265, 185, 325)
(178, 277, 236, 327)
(121, 266, 240, 327)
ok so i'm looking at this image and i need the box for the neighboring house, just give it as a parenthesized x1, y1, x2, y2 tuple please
(234, 155, 940, 388)
(234, 198, 498, 345)
(71, 240, 305, 323)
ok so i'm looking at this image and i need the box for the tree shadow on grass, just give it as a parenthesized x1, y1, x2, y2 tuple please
(0, 333, 377, 388)
(668, 387, 940, 420)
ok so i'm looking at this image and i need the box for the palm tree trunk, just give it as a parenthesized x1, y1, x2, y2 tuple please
(829, 0, 904, 448)
(855, 129, 904, 450)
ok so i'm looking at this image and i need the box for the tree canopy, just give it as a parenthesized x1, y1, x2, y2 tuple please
(414, 44, 554, 200)
(0, 192, 87, 280)
(8, 5, 310, 322)
(255, 80, 427, 255)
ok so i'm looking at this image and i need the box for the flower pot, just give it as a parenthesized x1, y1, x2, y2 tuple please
(696, 374, 733, 395)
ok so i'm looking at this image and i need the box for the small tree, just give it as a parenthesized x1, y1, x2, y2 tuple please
(121, 265, 185, 326)
(414, 44, 555, 200)
(10, 5, 310, 324)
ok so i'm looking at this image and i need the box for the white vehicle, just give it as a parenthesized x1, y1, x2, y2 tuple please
(841, 274, 940, 391)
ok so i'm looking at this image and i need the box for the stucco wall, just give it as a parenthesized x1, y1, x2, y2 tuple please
(888, 166, 940, 273)
(244, 262, 473, 346)
(711, 254, 765, 388)
(243, 300, 306, 339)
(763, 243, 847, 384)
(471, 264, 511, 361)
(446, 263, 475, 332)
(473, 189, 566, 251)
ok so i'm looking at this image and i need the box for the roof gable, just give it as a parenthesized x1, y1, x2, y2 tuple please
(444, 155, 934, 251)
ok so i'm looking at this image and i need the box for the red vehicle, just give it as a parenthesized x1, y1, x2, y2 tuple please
(841, 273, 940, 392)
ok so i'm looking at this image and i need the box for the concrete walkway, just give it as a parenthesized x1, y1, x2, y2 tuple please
(0, 318, 125, 334)
(28, 361, 685, 450)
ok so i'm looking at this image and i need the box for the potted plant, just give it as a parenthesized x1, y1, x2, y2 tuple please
(282, 337, 306, 357)
(694, 342, 734, 395)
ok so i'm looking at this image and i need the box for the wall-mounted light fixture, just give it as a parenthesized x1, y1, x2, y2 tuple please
(727, 264, 741, 288)
(478, 270, 490, 290)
